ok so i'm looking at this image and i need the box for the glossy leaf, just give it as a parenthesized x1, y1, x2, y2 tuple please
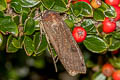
(99, 2, 109, 11)
(64, 19, 74, 29)
(112, 32, 120, 39)
(41, 0, 55, 9)
(71, 2, 92, 17)
(12, 38, 21, 48)
(81, 19, 95, 32)
(24, 18, 35, 35)
(83, 35, 108, 53)
(0, 0, 7, 11)
(0, 17, 18, 36)
(24, 36, 35, 56)
(51, 0, 67, 12)
(19, 0, 40, 7)
(104, 6, 116, 18)
(108, 38, 120, 51)
(33, 32, 48, 55)
(6, 35, 18, 53)
(11, 2, 22, 13)
(93, 9, 105, 21)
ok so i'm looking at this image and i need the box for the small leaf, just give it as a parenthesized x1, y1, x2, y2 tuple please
(93, 9, 105, 21)
(104, 6, 116, 18)
(41, 0, 55, 9)
(64, 19, 74, 29)
(0, 0, 7, 11)
(112, 32, 120, 39)
(71, 2, 92, 17)
(24, 36, 35, 56)
(12, 38, 21, 48)
(83, 35, 108, 53)
(99, 2, 109, 11)
(108, 38, 120, 51)
(33, 32, 48, 55)
(24, 17, 35, 35)
(81, 19, 95, 32)
(6, 35, 18, 53)
(19, 0, 40, 7)
(11, 2, 22, 13)
(0, 17, 18, 36)
(51, 0, 67, 12)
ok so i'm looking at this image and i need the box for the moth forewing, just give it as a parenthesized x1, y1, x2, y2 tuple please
(42, 10, 86, 76)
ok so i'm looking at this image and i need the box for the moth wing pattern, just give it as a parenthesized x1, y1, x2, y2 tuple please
(42, 10, 86, 76)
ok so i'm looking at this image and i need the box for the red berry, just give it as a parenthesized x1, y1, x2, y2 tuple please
(105, 0, 120, 6)
(112, 49, 119, 54)
(113, 6, 120, 21)
(112, 70, 120, 80)
(102, 18, 116, 33)
(102, 63, 115, 77)
(72, 0, 90, 4)
(72, 27, 87, 43)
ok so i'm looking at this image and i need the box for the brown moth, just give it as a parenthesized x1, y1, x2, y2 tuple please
(41, 10, 86, 76)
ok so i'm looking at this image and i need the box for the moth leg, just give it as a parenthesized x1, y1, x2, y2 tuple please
(55, 55, 59, 63)
(39, 21, 58, 72)
(47, 41, 58, 72)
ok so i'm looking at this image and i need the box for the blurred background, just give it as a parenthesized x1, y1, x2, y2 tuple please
(0, 48, 89, 80)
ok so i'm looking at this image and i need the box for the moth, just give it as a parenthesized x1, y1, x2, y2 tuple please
(41, 10, 86, 76)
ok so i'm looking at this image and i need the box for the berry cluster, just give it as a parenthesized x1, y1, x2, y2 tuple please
(102, 63, 120, 80)
(72, 0, 120, 44)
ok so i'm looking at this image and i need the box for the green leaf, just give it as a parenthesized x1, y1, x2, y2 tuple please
(112, 32, 120, 39)
(109, 58, 120, 69)
(51, 0, 67, 12)
(12, 38, 21, 48)
(41, 0, 55, 9)
(0, 33, 3, 47)
(68, 14, 83, 23)
(93, 9, 105, 21)
(0, 17, 18, 36)
(21, 12, 28, 24)
(81, 19, 95, 32)
(0, 0, 7, 11)
(108, 38, 120, 51)
(19, 0, 40, 7)
(6, 35, 18, 53)
(24, 36, 35, 56)
(24, 17, 35, 35)
(64, 19, 74, 29)
(71, 2, 92, 17)
(33, 32, 48, 55)
(11, 2, 22, 13)
(104, 6, 116, 18)
(99, 2, 109, 11)
(83, 35, 108, 53)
